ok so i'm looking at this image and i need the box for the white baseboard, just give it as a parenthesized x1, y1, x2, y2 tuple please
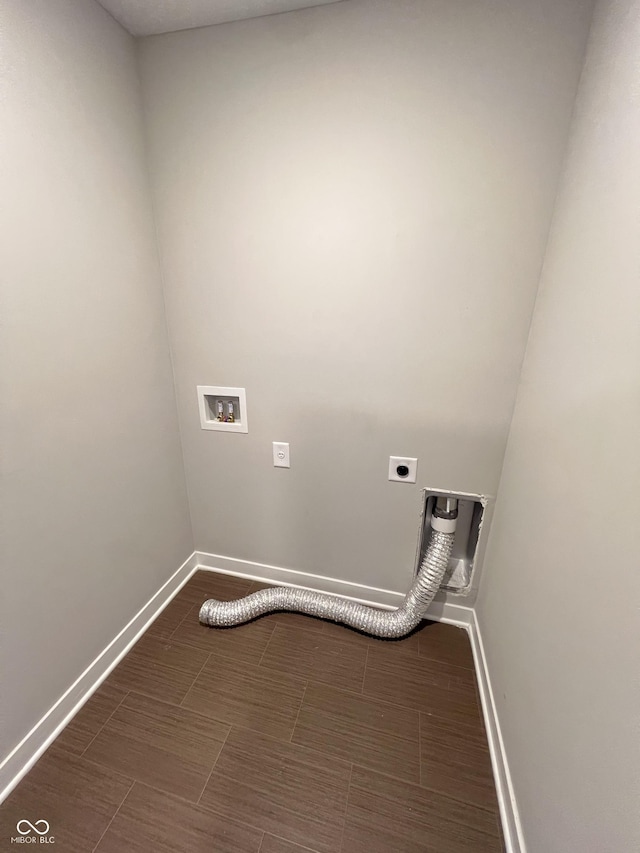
(468, 610, 526, 853)
(194, 551, 474, 628)
(0, 552, 198, 805)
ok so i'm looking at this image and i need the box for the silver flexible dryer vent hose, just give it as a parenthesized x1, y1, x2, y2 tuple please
(199, 500, 457, 639)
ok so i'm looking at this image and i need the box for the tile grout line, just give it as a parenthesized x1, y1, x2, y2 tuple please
(255, 624, 277, 668)
(288, 681, 310, 743)
(360, 676, 479, 719)
(345, 752, 503, 824)
(196, 724, 231, 805)
(418, 710, 423, 788)
(413, 781, 504, 819)
(165, 588, 227, 640)
(87, 773, 224, 815)
(360, 647, 370, 694)
(91, 778, 135, 852)
(147, 595, 193, 637)
(338, 762, 354, 853)
(370, 653, 477, 691)
(179, 652, 213, 707)
(73, 689, 239, 800)
(80, 690, 131, 758)
(264, 833, 323, 853)
(168, 606, 194, 643)
(419, 654, 475, 674)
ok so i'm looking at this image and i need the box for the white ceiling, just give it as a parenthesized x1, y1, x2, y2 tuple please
(97, 0, 346, 36)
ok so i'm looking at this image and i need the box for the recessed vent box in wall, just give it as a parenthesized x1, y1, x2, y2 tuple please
(415, 488, 491, 595)
(197, 386, 248, 433)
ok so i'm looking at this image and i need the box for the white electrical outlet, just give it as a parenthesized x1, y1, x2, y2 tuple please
(388, 456, 418, 483)
(273, 441, 290, 468)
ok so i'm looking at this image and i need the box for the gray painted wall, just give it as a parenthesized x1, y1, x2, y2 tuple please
(476, 0, 640, 849)
(0, 0, 192, 764)
(138, 0, 593, 599)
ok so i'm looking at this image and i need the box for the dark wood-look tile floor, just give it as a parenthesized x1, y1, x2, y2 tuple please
(0, 572, 504, 852)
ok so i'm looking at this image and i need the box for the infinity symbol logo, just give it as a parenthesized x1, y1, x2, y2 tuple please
(16, 820, 50, 836)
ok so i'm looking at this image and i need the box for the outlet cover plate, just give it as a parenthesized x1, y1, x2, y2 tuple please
(273, 441, 290, 468)
(388, 456, 418, 483)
